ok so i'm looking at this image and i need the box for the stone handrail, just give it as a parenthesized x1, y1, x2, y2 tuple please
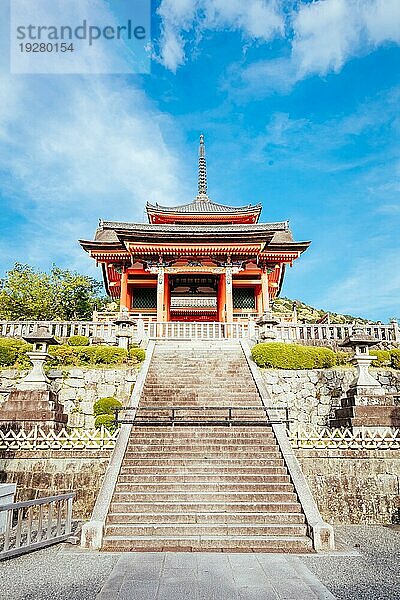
(80, 340, 156, 550)
(240, 339, 335, 552)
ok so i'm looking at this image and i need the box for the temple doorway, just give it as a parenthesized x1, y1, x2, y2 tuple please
(169, 274, 218, 322)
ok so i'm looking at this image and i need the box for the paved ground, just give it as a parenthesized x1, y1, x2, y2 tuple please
(0, 526, 399, 600)
(97, 552, 335, 600)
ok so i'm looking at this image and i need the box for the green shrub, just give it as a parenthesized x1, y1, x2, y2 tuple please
(49, 345, 80, 366)
(48, 344, 127, 366)
(91, 347, 127, 365)
(335, 350, 352, 366)
(94, 414, 117, 432)
(251, 342, 337, 369)
(390, 349, 400, 369)
(371, 350, 391, 367)
(0, 338, 32, 367)
(74, 346, 97, 364)
(93, 396, 123, 416)
(68, 335, 89, 346)
(129, 347, 145, 363)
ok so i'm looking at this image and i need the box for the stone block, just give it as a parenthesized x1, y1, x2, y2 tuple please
(69, 368, 84, 378)
(64, 378, 85, 389)
(97, 384, 117, 398)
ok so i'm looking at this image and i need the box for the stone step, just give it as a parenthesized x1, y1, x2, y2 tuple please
(122, 451, 283, 460)
(101, 534, 313, 552)
(109, 501, 303, 514)
(120, 458, 285, 467)
(114, 482, 294, 493)
(127, 435, 277, 444)
(104, 523, 308, 538)
(126, 443, 280, 452)
(119, 467, 289, 476)
(128, 430, 275, 439)
(112, 491, 298, 503)
(117, 474, 290, 484)
(106, 511, 306, 525)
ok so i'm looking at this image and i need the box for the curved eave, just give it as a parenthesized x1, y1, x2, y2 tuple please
(261, 241, 311, 255)
(79, 239, 125, 253)
(101, 221, 288, 232)
(146, 202, 262, 224)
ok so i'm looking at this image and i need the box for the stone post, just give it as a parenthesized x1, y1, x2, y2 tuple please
(391, 318, 400, 344)
(256, 310, 279, 343)
(114, 309, 134, 350)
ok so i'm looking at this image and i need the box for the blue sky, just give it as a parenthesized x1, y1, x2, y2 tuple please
(0, 0, 399, 321)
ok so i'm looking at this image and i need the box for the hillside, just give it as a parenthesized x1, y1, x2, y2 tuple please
(272, 297, 370, 324)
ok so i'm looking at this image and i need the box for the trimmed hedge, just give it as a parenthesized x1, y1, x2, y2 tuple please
(371, 350, 391, 367)
(251, 343, 337, 369)
(93, 396, 123, 416)
(68, 335, 89, 346)
(252, 343, 400, 370)
(94, 414, 117, 432)
(0, 338, 32, 367)
(129, 347, 146, 363)
(49, 345, 128, 366)
(391, 349, 400, 369)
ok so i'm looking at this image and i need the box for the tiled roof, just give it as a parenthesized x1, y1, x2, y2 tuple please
(146, 196, 262, 214)
(100, 221, 288, 233)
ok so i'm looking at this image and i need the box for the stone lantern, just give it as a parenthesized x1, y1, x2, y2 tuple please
(330, 323, 399, 430)
(114, 308, 134, 350)
(17, 326, 59, 391)
(0, 325, 68, 431)
(340, 324, 381, 390)
(256, 310, 280, 342)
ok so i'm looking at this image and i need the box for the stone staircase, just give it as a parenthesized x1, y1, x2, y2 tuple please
(102, 341, 313, 552)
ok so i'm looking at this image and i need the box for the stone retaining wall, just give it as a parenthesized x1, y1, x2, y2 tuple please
(260, 368, 400, 431)
(0, 367, 138, 428)
(0, 451, 112, 518)
(296, 448, 400, 525)
(2, 447, 399, 525)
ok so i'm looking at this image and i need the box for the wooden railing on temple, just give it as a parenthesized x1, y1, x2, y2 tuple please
(0, 320, 398, 343)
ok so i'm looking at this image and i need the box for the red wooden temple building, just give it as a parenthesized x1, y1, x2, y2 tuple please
(80, 136, 310, 323)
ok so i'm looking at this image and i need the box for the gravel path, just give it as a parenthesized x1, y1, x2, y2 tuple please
(0, 526, 399, 600)
(302, 525, 400, 600)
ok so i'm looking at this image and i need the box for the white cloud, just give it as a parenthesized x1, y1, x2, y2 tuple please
(0, 74, 187, 274)
(157, 0, 284, 72)
(293, 0, 400, 79)
(237, 0, 400, 95)
(293, 0, 361, 77)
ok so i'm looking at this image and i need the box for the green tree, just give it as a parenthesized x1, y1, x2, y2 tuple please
(0, 263, 107, 320)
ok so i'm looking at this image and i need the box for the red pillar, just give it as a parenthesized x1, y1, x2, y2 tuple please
(261, 268, 270, 313)
(164, 274, 170, 321)
(218, 273, 226, 322)
(120, 269, 129, 310)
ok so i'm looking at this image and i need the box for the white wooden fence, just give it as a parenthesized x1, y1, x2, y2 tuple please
(0, 492, 74, 560)
(1, 425, 400, 452)
(276, 322, 398, 343)
(146, 321, 250, 340)
(290, 426, 400, 449)
(0, 321, 116, 342)
(0, 426, 118, 451)
(0, 319, 398, 343)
